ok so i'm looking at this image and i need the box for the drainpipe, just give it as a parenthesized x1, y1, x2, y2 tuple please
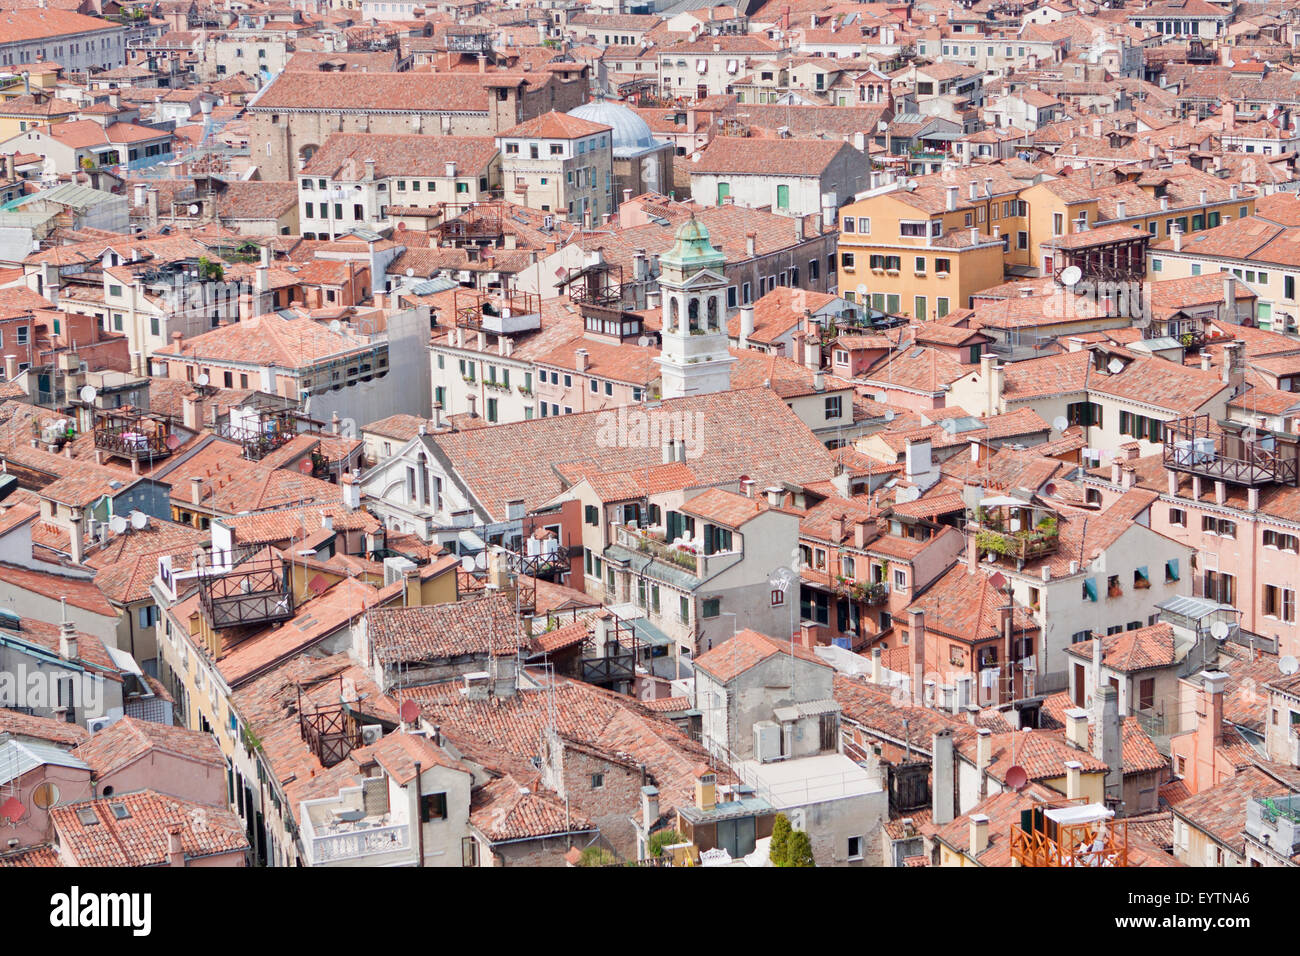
(413, 760, 424, 867)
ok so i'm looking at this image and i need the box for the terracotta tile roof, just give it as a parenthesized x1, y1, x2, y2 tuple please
(153, 311, 376, 370)
(425, 387, 836, 520)
(405, 675, 710, 816)
(833, 675, 966, 753)
(303, 133, 498, 180)
(1173, 764, 1300, 855)
(72, 716, 224, 777)
(579, 461, 698, 503)
(364, 593, 526, 666)
(0, 843, 60, 867)
(1065, 623, 1178, 673)
(680, 487, 773, 528)
(470, 774, 596, 842)
(694, 628, 830, 683)
(50, 790, 249, 866)
(929, 782, 1061, 866)
(251, 71, 507, 114)
(0, 707, 89, 747)
(910, 562, 1037, 646)
(499, 110, 611, 140)
(691, 136, 853, 176)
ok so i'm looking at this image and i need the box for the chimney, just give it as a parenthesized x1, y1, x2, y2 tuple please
(871, 645, 883, 683)
(739, 306, 755, 348)
(445, 161, 457, 179)
(1222, 275, 1237, 324)
(932, 730, 955, 825)
(946, 185, 958, 211)
(68, 512, 84, 565)
(968, 180, 978, 201)
(854, 518, 870, 549)
(641, 785, 660, 836)
(909, 607, 926, 706)
(2, 354, 15, 382)
(905, 438, 931, 480)
(1201, 671, 1228, 748)
(1172, 225, 1182, 252)
(191, 476, 204, 506)
(1064, 760, 1084, 800)
(1065, 706, 1089, 749)
(976, 727, 992, 774)
(58, 605, 78, 660)
(342, 472, 361, 511)
(167, 827, 185, 867)
(1199, 188, 1207, 206)
(1116, 199, 1126, 219)
(575, 348, 589, 372)
(765, 486, 783, 508)
(969, 813, 990, 857)
(745, 232, 756, 257)
(1094, 684, 1122, 803)
(694, 769, 716, 812)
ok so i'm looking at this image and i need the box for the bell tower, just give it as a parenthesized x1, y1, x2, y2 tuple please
(655, 216, 735, 399)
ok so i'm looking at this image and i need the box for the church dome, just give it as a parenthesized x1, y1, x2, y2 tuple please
(568, 99, 656, 152)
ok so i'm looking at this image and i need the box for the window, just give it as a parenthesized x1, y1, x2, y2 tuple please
(1264, 530, 1299, 553)
(1165, 558, 1180, 583)
(914, 256, 926, 274)
(420, 792, 448, 822)
(1264, 585, 1296, 622)
(847, 836, 863, 861)
(771, 588, 785, 607)
(1201, 516, 1236, 538)
(702, 598, 720, 618)
(841, 252, 855, 271)
(935, 257, 951, 274)
(1169, 507, 1186, 527)
(825, 395, 843, 419)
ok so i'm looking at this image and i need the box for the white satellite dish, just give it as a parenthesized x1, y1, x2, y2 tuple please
(196, 373, 210, 387)
(108, 515, 128, 535)
(1280, 655, 1299, 676)
(1052, 415, 1069, 432)
(459, 555, 475, 573)
(1210, 621, 1230, 641)
(405, 268, 415, 277)
(329, 320, 343, 333)
(79, 385, 98, 404)
(1107, 357, 1124, 375)
(883, 410, 895, 422)
(474, 552, 488, 571)
(637, 336, 651, 347)
(130, 510, 148, 531)
(188, 204, 200, 215)
(1059, 265, 1083, 288)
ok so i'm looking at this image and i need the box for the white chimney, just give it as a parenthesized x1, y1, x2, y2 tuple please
(969, 814, 990, 857)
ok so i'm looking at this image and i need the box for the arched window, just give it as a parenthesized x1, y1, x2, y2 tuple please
(688, 296, 700, 331)
(706, 295, 719, 331)
(668, 296, 680, 332)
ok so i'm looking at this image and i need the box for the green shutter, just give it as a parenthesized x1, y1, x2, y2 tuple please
(1084, 578, 1098, 602)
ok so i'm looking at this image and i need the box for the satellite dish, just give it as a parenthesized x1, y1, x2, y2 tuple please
(1052, 415, 1069, 432)
(1280, 656, 1299, 676)
(399, 699, 420, 724)
(188, 204, 200, 215)
(405, 268, 415, 277)
(637, 336, 651, 347)
(329, 320, 343, 333)
(1210, 621, 1230, 641)
(459, 555, 475, 573)
(1059, 265, 1083, 288)
(79, 385, 98, 404)
(164, 434, 182, 450)
(196, 373, 210, 387)
(1005, 765, 1029, 791)
(109, 515, 128, 535)
(988, 571, 1007, 590)
(1044, 482, 1057, 496)
(1107, 357, 1125, 375)
(129, 510, 148, 531)
(883, 410, 895, 422)
(0, 795, 24, 822)
(474, 551, 488, 571)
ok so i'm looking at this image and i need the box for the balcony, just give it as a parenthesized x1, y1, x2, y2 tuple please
(615, 524, 699, 574)
(299, 789, 412, 866)
(197, 555, 294, 630)
(831, 578, 890, 606)
(974, 500, 1060, 564)
(93, 409, 175, 463)
(1163, 415, 1299, 488)
(1009, 802, 1130, 867)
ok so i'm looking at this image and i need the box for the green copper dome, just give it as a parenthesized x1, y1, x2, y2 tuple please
(661, 216, 725, 273)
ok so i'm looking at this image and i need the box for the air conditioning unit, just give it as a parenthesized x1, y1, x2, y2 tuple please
(86, 716, 114, 735)
(360, 724, 383, 746)
(754, 720, 781, 763)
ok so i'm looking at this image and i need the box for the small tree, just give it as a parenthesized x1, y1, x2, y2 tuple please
(769, 813, 792, 866)
(783, 829, 816, 867)
(648, 829, 684, 859)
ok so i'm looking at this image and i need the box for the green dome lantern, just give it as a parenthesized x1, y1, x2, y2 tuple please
(661, 215, 726, 275)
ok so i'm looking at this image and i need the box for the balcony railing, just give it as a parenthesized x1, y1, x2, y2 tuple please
(94, 422, 173, 461)
(615, 525, 698, 574)
(197, 556, 294, 629)
(831, 579, 890, 606)
(975, 526, 1060, 562)
(1163, 415, 1299, 488)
